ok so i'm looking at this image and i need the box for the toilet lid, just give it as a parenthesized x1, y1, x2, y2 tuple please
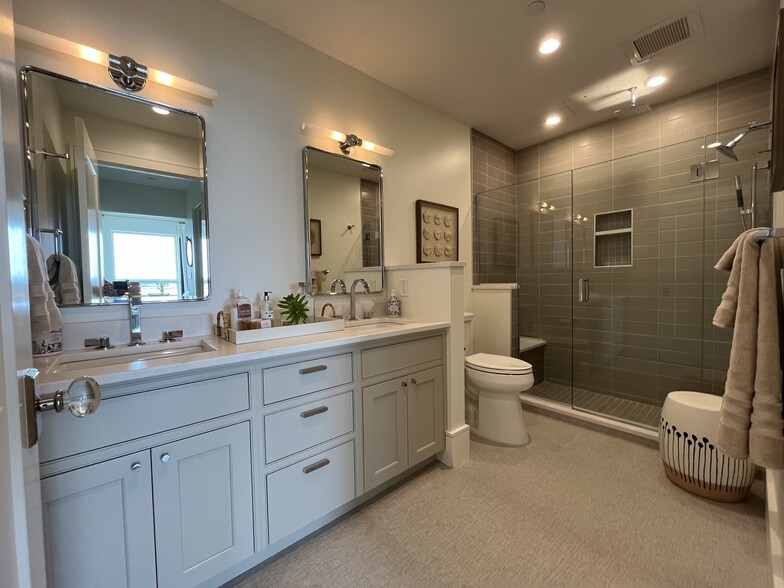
(465, 353, 532, 374)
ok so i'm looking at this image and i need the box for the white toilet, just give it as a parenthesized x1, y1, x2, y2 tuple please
(465, 352, 534, 446)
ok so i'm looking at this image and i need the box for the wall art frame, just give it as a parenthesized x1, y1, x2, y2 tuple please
(416, 199, 458, 263)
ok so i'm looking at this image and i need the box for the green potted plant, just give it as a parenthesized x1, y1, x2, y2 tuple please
(277, 292, 309, 325)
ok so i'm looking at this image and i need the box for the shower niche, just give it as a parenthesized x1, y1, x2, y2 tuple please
(594, 209, 632, 267)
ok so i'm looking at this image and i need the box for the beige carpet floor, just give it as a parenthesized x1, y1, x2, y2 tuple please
(231, 411, 769, 588)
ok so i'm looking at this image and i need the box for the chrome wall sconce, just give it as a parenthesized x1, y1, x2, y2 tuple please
(108, 54, 148, 92)
(301, 122, 394, 157)
(16, 25, 217, 101)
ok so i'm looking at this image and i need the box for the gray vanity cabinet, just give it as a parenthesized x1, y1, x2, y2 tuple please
(40, 422, 253, 588)
(153, 422, 254, 588)
(40, 451, 157, 588)
(361, 336, 445, 491)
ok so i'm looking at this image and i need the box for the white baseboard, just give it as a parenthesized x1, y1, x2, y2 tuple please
(438, 424, 471, 467)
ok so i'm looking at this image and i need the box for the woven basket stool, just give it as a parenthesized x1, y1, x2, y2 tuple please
(660, 391, 754, 503)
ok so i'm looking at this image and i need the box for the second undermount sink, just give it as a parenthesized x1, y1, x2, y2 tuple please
(344, 318, 410, 332)
(46, 338, 218, 374)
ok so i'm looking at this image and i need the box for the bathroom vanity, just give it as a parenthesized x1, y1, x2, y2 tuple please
(34, 321, 448, 587)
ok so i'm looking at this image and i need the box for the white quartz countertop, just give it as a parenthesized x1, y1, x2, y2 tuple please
(34, 318, 450, 393)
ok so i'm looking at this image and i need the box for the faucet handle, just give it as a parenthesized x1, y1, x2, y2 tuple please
(85, 337, 113, 350)
(160, 330, 183, 342)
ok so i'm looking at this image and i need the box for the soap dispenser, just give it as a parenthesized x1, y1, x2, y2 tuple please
(388, 289, 401, 317)
(231, 288, 252, 331)
(261, 291, 274, 327)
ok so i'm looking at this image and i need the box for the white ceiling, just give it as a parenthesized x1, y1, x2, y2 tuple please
(221, 0, 780, 150)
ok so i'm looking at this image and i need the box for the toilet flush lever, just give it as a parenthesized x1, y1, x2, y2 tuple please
(578, 278, 590, 303)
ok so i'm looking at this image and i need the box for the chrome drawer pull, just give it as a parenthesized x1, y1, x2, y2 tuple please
(130, 461, 142, 472)
(299, 364, 328, 375)
(302, 458, 330, 474)
(301, 406, 329, 418)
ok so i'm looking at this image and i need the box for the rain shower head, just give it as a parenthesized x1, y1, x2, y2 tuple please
(713, 121, 771, 160)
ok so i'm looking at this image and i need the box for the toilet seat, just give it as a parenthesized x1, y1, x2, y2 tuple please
(465, 353, 532, 375)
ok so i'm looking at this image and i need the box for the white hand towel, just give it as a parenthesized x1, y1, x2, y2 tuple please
(26, 235, 61, 340)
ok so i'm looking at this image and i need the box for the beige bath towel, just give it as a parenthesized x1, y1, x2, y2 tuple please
(26, 235, 61, 340)
(713, 228, 763, 328)
(715, 231, 784, 469)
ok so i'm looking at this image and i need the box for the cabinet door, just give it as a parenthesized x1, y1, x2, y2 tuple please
(153, 422, 254, 588)
(40, 451, 156, 588)
(363, 378, 408, 491)
(408, 366, 445, 467)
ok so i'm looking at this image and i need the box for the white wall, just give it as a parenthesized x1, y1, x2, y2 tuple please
(14, 0, 472, 329)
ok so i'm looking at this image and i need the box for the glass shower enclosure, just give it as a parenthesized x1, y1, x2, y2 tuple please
(476, 128, 771, 429)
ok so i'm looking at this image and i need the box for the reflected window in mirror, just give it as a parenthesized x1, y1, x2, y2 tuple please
(303, 147, 383, 295)
(21, 66, 210, 305)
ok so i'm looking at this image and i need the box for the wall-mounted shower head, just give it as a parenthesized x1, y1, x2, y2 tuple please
(713, 120, 771, 160)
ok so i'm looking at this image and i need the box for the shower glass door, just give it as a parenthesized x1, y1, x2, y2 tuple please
(570, 137, 709, 427)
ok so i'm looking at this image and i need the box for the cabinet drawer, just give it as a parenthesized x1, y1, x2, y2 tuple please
(39, 373, 250, 463)
(267, 440, 355, 544)
(263, 353, 352, 404)
(361, 336, 443, 379)
(264, 391, 354, 463)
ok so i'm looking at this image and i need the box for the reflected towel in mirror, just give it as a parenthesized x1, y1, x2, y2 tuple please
(26, 234, 61, 339)
(47, 253, 82, 305)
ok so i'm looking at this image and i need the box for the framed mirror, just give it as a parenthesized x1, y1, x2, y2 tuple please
(21, 66, 210, 305)
(303, 147, 383, 295)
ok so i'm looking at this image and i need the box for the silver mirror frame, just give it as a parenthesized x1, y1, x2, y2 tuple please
(20, 65, 211, 305)
(303, 146, 384, 296)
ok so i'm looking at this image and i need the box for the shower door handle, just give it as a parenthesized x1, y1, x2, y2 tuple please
(578, 278, 590, 303)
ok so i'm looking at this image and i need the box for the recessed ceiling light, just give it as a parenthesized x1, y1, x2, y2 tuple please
(152, 106, 170, 115)
(545, 114, 561, 126)
(645, 75, 667, 88)
(539, 37, 560, 55)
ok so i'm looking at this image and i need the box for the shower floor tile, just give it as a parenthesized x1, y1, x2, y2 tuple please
(524, 381, 662, 429)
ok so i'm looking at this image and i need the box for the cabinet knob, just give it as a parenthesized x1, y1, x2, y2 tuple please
(130, 461, 142, 472)
(160, 452, 171, 463)
(401, 381, 407, 387)
(410, 378, 417, 384)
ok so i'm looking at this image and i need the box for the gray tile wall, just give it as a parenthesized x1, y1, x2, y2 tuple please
(473, 68, 772, 407)
(472, 129, 517, 284)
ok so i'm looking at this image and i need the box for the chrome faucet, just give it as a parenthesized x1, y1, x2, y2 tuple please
(330, 278, 347, 294)
(128, 281, 144, 346)
(349, 278, 370, 321)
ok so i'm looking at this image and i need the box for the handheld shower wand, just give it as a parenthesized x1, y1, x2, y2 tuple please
(735, 175, 748, 231)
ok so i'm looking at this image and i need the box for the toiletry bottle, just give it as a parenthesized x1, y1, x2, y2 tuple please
(231, 288, 252, 331)
(388, 289, 401, 317)
(261, 291, 274, 328)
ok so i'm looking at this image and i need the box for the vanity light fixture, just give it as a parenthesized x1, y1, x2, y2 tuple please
(152, 106, 170, 115)
(301, 122, 394, 157)
(15, 25, 217, 101)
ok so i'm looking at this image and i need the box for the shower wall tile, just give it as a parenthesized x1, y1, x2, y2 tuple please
(471, 129, 517, 284)
(517, 145, 539, 183)
(718, 69, 771, 132)
(539, 135, 573, 176)
(660, 86, 718, 146)
(573, 125, 613, 169)
(612, 110, 661, 159)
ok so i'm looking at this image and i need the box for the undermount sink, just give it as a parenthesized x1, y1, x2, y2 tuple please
(45, 338, 218, 374)
(344, 318, 409, 331)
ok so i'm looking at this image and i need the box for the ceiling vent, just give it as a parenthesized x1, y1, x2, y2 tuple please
(622, 9, 703, 65)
